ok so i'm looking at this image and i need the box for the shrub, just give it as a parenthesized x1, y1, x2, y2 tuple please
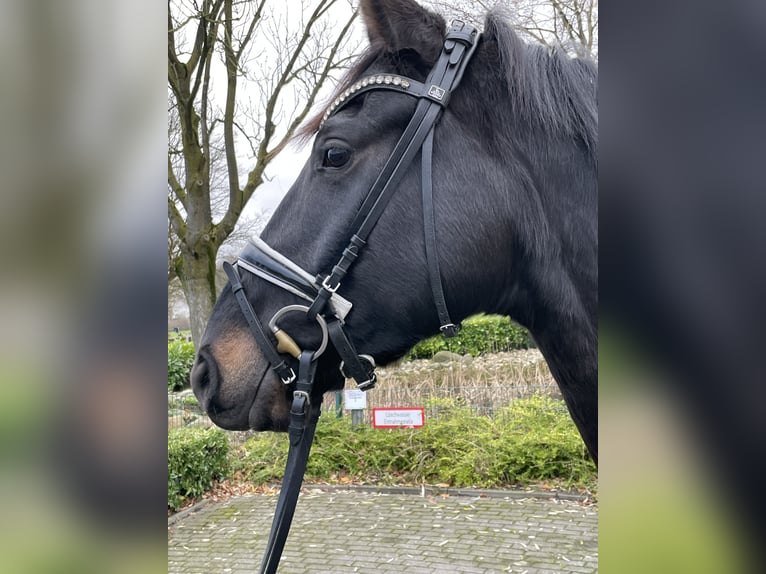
(168, 428, 229, 510)
(406, 314, 531, 359)
(233, 395, 595, 490)
(487, 395, 592, 485)
(168, 339, 196, 391)
(181, 394, 200, 409)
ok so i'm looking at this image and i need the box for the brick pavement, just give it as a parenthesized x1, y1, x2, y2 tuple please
(168, 489, 597, 573)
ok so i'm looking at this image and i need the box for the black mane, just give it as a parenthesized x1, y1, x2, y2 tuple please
(486, 12, 597, 155)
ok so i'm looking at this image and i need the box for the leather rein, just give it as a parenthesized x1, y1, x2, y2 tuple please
(222, 21, 480, 573)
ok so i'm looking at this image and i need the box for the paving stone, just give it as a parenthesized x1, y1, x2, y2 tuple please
(168, 490, 598, 573)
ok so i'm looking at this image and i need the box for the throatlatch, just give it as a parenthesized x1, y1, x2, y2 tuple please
(224, 20, 480, 573)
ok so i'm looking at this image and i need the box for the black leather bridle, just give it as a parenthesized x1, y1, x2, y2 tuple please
(222, 21, 480, 574)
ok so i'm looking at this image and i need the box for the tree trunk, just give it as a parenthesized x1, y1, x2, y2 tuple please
(179, 248, 218, 349)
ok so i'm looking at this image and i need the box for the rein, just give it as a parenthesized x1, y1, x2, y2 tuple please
(223, 20, 480, 573)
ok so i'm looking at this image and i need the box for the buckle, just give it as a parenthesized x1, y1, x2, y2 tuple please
(339, 354, 376, 388)
(280, 368, 297, 385)
(440, 323, 460, 338)
(446, 21, 477, 46)
(321, 275, 340, 293)
(292, 389, 311, 411)
(356, 376, 376, 392)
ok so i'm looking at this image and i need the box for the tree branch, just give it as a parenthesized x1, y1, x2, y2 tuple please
(187, 0, 218, 73)
(168, 153, 187, 209)
(189, 0, 225, 107)
(222, 0, 244, 224)
(199, 9, 220, 171)
(236, 0, 267, 61)
(168, 196, 188, 242)
(550, 0, 579, 45)
(266, 8, 358, 162)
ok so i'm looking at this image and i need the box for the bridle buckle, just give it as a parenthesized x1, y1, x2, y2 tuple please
(355, 377, 377, 392)
(292, 389, 311, 411)
(439, 323, 460, 338)
(279, 374, 298, 385)
(339, 354, 377, 391)
(280, 369, 297, 385)
(321, 276, 340, 293)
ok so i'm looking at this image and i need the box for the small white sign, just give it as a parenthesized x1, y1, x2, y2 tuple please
(372, 408, 425, 428)
(343, 389, 367, 410)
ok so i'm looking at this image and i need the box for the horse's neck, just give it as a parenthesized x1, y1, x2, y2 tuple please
(498, 134, 598, 461)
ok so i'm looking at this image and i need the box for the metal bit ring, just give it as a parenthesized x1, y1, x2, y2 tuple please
(268, 305, 329, 360)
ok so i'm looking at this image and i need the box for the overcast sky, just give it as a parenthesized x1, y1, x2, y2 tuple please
(246, 138, 312, 217)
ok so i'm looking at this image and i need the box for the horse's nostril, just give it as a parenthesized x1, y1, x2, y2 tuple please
(190, 357, 208, 388)
(190, 351, 217, 405)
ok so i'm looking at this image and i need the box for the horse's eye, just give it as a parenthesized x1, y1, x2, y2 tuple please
(323, 147, 351, 168)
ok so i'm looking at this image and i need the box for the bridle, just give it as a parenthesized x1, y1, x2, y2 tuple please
(222, 20, 480, 574)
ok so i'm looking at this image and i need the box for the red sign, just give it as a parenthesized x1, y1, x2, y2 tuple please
(372, 407, 425, 428)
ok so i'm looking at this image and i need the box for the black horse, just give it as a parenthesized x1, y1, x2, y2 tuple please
(192, 0, 598, 464)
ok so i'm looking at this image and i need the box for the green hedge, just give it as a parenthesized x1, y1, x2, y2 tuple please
(168, 427, 229, 510)
(406, 314, 531, 359)
(168, 339, 196, 392)
(233, 395, 594, 490)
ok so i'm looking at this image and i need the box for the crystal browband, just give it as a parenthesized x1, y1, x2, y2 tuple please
(320, 74, 430, 127)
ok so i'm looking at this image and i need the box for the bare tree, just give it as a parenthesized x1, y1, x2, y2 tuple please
(168, 88, 267, 308)
(425, 0, 597, 58)
(168, 0, 358, 346)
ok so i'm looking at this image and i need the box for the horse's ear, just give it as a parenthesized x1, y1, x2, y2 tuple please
(360, 0, 446, 64)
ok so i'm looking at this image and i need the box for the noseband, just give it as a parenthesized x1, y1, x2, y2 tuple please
(222, 21, 479, 574)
